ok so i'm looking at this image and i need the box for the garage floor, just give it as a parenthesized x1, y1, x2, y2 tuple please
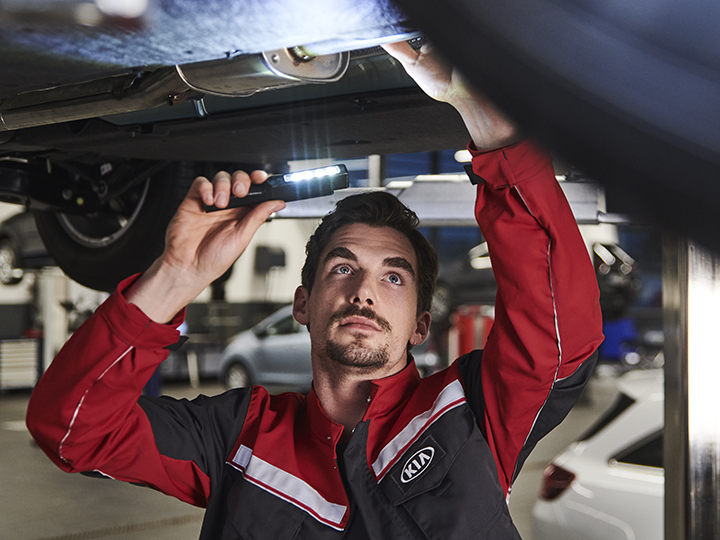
(1, 375, 619, 540)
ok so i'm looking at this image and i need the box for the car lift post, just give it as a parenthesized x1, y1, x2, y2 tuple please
(38, 267, 70, 373)
(663, 235, 720, 539)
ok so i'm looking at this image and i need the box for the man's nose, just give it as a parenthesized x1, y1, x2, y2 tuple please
(350, 273, 375, 306)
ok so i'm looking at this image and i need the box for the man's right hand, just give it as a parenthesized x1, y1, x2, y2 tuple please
(382, 40, 521, 152)
(125, 169, 285, 323)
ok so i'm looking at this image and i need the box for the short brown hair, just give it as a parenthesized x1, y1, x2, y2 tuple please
(301, 191, 438, 315)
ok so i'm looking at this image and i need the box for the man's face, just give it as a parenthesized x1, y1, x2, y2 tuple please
(293, 223, 430, 377)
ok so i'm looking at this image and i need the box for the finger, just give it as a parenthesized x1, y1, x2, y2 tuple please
(249, 199, 286, 223)
(234, 200, 287, 243)
(212, 170, 233, 208)
(191, 176, 214, 207)
(230, 170, 252, 198)
(250, 169, 269, 184)
(381, 41, 419, 66)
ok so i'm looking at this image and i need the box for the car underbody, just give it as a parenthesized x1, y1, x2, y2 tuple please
(1, 0, 718, 291)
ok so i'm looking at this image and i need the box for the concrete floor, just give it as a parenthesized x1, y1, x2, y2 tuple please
(1, 376, 620, 540)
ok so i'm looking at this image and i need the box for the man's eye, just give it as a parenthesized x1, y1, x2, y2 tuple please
(335, 265, 352, 274)
(387, 274, 402, 285)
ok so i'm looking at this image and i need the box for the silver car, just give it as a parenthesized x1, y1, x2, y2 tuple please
(220, 305, 312, 390)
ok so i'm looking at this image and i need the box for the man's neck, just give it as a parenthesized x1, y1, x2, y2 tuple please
(311, 355, 408, 439)
(313, 373, 373, 440)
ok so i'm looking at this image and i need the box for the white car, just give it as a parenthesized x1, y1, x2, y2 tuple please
(532, 369, 664, 540)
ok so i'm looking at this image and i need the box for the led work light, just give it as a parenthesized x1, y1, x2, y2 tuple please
(205, 164, 349, 212)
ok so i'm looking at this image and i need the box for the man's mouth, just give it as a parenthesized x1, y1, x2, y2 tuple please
(339, 316, 382, 332)
(329, 306, 392, 333)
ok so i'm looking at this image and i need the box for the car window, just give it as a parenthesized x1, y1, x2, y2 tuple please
(613, 430, 663, 469)
(266, 315, 301, 336)
(577, 393, 635, 441)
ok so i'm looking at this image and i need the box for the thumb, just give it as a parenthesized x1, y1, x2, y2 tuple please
(235, 199, 286, 238)
(381, 41, 419, 67)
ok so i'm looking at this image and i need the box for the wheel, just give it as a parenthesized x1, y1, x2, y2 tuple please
(0, 238, 23, 285)
(33, 162, 196, 291)
(224, 362, 252, 389)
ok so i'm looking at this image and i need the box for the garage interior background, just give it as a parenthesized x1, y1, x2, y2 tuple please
(0, 147, 663, 391)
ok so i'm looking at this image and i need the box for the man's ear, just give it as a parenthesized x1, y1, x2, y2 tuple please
(293, 286, 310, 326)
(412, 311, 432, 346)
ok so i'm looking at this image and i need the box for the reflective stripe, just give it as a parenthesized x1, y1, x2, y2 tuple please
(93, 469, 117, 480)
(228, 445, 348, 530)
(372, 379, 466, 480)
(232, 444, 253, 469)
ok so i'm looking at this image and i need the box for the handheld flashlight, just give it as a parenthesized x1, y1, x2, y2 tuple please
(205, 164, 349, 212)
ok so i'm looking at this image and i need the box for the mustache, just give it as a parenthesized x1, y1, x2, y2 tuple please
(329, 305, 392, 332)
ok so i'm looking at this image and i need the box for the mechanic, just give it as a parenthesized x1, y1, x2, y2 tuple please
(26, 41, 603, 539)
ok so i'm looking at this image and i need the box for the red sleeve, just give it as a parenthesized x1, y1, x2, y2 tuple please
(469, 140, 604, 493)
(25, 275, 212, 507)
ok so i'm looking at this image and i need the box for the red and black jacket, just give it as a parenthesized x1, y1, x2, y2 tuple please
(27, 140, 603, 539)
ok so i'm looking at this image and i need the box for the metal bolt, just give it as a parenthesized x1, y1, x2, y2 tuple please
(289, 46, 312, 62)
(93, 181, 108, 197)
(62, 189, 73, 200)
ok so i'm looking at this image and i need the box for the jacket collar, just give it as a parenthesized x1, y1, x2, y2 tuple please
(306, 358, 422, 447)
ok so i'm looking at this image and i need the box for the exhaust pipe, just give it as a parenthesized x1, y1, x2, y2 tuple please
(0, 48, 349, 132)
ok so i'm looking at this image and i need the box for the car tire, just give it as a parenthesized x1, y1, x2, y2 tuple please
(33, 162, 197, 292)
(224, 362, 252, 389)
(0, 238, 23, 285)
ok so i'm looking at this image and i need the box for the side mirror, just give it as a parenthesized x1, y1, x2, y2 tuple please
(253, 326, 268, 338)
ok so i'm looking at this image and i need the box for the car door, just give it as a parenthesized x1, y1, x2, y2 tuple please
(253, 313, 312, 386)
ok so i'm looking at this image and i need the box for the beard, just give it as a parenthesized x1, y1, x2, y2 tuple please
(324, 334, 390, 372)
(321, 305, 392, 372)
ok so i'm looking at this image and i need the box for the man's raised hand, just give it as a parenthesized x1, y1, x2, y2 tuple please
(382, 40, 521, 151)
(125, 169, 285, 323)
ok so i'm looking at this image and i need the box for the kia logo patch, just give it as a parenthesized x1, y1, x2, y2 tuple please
(400, 446, 435, 483)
